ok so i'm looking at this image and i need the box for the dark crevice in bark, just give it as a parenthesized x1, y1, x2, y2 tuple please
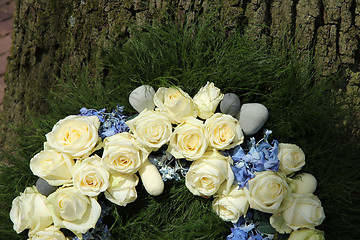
(350, 0, 356, 27)
(349, 0, 359, 70)
(35, 47, 43, 63)
(311, 0, 324, 52)
(335, 22, 340, 62)
(241, 0, 251, 15)
(290, 0, 299, 44)
(263, 0, 272, 36)
(124, 5, 148, 21)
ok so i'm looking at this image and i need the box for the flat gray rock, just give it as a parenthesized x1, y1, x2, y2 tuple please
(129, 85, 156, 113)
(36, 178, 58, 196)
(238, 103, 268, 136)
(220, 93, 241, 117)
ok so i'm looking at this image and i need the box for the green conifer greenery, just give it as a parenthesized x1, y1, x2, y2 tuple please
(1, 13, 359, 240)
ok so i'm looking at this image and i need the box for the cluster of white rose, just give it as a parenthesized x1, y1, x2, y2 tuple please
(10, 115, 144, 239)
(129, 83, 326, 239)
(126, 83, 245, 199)
(9, 82, 325, 239)
(213, 144, 326, 239)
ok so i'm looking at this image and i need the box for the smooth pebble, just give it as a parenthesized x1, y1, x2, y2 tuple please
(36, 178, 58, 197)
(238, 103, 268, 136)
(138, 160, 164, 196)
(293, 173, 317, 194)
(129, 85, 156, 113)
(220, 93, 241, 117)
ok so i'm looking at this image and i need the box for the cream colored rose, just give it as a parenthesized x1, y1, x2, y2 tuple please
(269, 213, 293, 234)
(28, 225, 66, 240)
(10, 186, 53, 234)
(278, 143, 305, 175)
(205, 113, 244, 150)
(102, 132, 149, 174)
(212, 185, 249, 223)
(105, 173, 139, 206)
(30, 150, 74, 186)
(185, 150, 234, 197)
(281, 193, 325, 231)
(45, 115, 101, 159)
(168, 117, 208, 160)
(47, 187, 101, 234)
(288, 228, 325, 240)
(153, 87, 197, 123)
(244, 171, 291, 214)
(126, 109, 172, 151)
(193, 82, 224, 119)
(73, 155, 109, 197)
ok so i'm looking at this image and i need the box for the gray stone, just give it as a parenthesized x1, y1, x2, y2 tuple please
(238, 103, 268, 136)
(36, 178, 58, 197)
(129, 85, 156, 113)
(220, 93, 241, 117)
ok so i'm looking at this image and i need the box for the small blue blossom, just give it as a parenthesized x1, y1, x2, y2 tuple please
(149, 151, 189, 181)
(227, 212, 274, 240)
(227, 228, 248, 240)
(79, 106, 129, 139)
(226, 130, 279, 188)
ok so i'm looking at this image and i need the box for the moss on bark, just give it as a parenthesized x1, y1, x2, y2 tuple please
(1, 0, 359, 141)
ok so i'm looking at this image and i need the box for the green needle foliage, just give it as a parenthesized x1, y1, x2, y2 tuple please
(1, 12, 359, 240)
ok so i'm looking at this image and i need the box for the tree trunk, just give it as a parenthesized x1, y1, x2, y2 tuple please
(1, 0, 359, 140)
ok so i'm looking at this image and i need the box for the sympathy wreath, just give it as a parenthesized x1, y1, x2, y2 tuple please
(9, 82, 325, 240)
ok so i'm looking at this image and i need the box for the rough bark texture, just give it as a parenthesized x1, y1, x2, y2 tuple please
(1, 0, 360, 138)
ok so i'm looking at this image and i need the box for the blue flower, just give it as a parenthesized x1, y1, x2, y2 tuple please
(226, 130, 279, 189)
(227, 228, 248, 240)
(79, 106, 129, 139)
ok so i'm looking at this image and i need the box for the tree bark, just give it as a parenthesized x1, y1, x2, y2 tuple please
(1, 0, 360, 139)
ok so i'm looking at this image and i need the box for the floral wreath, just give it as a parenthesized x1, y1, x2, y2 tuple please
(10, 82, 325, 240)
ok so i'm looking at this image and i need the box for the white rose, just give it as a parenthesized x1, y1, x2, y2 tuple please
(47, 187, 101, 234)
(126, 109, 172, 151)
(269, 213, 293, 234)
(30, 150, 74, 186)
(288, 228, 325, 240)
(153, 87, 197, 123)
(212, 185, 249, 223)
(105, 173, 139, 206)
(10, 186, 53, 234)
(244, 171, 291, 214)
(28, 225, 66, 240)
(102, 132, 149, 174)
(45, 115, 101, 159)
(281, 193, 325, 231)
(168, 117, 208, 160)
(73, 155, 110, 197)
(185, 150, 234, 197)
(278, 143, 305, 175)
(205, 113, 244, 150)
(193, 82, 224, 119)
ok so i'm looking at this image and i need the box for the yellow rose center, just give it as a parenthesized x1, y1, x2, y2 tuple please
(220, 206, 232, 216)
(215, 124, 232, 143)
(200, 176, 215, 189)
(184, 133, 200, 151)
(113, 155, 133, 169)
(61, 129, 83, 146)
(145, 123, 162, 140)
(39, 158, 53, 172)
(80, 171, 101, 189)
(165, 89, 182, 107)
